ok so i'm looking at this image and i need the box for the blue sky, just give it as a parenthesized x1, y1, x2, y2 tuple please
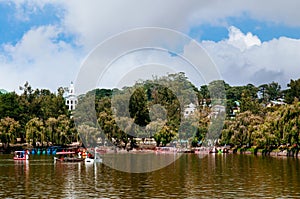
(0, 3, 62, 45)
(1, 1, 300, 92)
(190, 18, 300, 42)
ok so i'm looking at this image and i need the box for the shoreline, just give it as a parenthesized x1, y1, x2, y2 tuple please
(236, 150, 300, 158)
(1, 145, 300, 159)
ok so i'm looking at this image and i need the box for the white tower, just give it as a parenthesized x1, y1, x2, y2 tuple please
(65, 82, 78, 111)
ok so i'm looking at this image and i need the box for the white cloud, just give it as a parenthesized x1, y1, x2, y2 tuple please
(227, 26, 261, 51)
(59, 0, 300, 52)
(1, 0, 300, 91)
(201, 27, 300, 88)
(0, 25, 80, 92)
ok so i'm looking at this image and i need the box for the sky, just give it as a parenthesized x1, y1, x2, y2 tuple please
(1, 0, 300, 93)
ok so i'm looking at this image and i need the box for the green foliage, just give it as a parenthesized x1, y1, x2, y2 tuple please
(94, 73, 196, 148)
(258, 82, 282, 103)
(0, 82, 75, 146)
(0, 92, 23, 121)
(199, 85, 211, 106)
(259, 100, 300, 146)
(220, 111, 264, 147)
(285, 79, 300, 103)
(129, 87, 150, 127)
(240, 89, 261, 114)
(1, 76, 300, 150)
(221, 100, 300, 150)
(0, 117, 21, 145)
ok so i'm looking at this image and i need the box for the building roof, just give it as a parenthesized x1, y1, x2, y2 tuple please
(0, 89, 8, 94)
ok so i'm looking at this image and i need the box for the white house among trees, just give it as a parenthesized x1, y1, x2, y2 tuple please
(65, 82, 78, 111)
(184, 103, 196, 118)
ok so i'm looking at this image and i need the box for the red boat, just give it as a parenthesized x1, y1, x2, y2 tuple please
(13, 151, 29, 160)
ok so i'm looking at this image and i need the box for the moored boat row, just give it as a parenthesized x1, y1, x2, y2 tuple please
(12, 147, 103, 164)
(28, 147, 59, 155)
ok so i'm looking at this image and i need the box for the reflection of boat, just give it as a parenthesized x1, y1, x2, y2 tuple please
(54, 151, 84, 162)
(85, 147, 103, 164)
(194, 147, 210, 154)
(155, 147, 177, 154)
(14, 151, 29, 160)
(209, 147, 229, 154)
(85, 157, 102, 164)
(209, 147, 218, 153)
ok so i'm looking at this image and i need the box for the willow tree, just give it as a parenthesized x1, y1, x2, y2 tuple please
(77, 124, 100, 147)
(0, 117, 21, 146)
(45, 117, 58, 145)
(56, 115, 72, 145)
(263, 100, 300, 146)
(220, 111, 264, 147)
(25, 117, 45, 146)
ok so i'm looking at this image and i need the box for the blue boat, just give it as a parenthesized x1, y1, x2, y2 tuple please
(31, 149, 36, 155)
(52, 149, 57, 155)
(47, 148, 51, 155)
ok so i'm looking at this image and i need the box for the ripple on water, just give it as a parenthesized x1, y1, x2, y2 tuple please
(0, 154, 300, 198)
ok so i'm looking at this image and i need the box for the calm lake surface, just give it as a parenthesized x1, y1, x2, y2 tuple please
(0, 153, 299, 198)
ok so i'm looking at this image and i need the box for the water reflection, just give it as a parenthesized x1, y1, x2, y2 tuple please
(0, 154, 299, 198)
(101, 152, 180, 173)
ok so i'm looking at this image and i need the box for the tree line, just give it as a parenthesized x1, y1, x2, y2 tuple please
(1, 74, 300, 151)
(74, 73, 300, 151)
(0, 82, 78, 148)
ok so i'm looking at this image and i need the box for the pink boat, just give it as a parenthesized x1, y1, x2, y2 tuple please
(13, 151, 29, 160)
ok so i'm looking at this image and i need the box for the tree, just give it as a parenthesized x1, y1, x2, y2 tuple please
(208, 80, 226, 101)
(264, 100, 300, 146)
(190, 109, 209, 147)
(199, 85, 210, 105)
(0, 92, 22, 121)
(259, 82, 281, 102)
(240, 89, 261, 114)
(129, 87, 150, 127)
(266, 82, 281, 101)
(77, 124, 100, 147)
(285, 78, 300, 104)
(154, 125, 177, 146)
(220, 111, 264, 147)
(25, 117, 45, 147)
(56, 115, 72, 146)
(0, 117, 21, 146)
(45, 117, 58, 145)
(258, 84, 268, 103)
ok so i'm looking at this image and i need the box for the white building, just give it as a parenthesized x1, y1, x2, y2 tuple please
(209, 104, 226, 119)
(184, 103, 196, 118)
(267, 98, 286, 107)
(65, 82, 78, 111)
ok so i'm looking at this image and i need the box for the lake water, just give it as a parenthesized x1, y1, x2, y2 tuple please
(0, 153, 299, 198)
